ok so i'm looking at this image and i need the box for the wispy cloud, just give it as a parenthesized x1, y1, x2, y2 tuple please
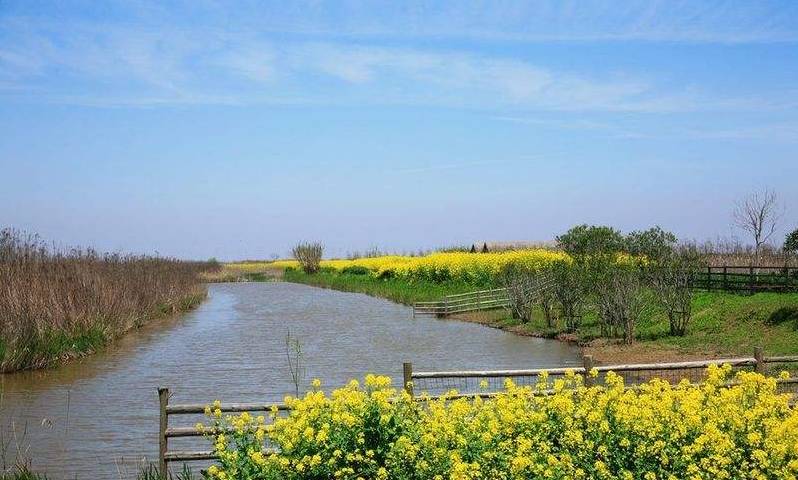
(0, 26, 764, 114)
(1, 1, 797, 115)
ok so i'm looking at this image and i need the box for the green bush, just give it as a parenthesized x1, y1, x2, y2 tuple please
(341, 265, 370, 275)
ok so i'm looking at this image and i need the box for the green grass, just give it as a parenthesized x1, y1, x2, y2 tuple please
(503, 290, 798, 357)
(0, 463, 195, 480)
(0, 467, 48, 480)
(283, 269, 476, 305)
(283, 269, 798, 358)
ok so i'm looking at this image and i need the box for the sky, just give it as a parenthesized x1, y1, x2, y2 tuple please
(1, 0, 797, 260)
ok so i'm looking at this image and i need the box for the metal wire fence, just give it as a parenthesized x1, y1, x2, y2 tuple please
(160, 350, 798, 470)
(405, 350, 798, 398)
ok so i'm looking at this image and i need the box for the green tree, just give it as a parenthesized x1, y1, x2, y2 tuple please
(625, 226, 677, 262)
(785, 228, 798, 253)
(555, 225, 624, 257)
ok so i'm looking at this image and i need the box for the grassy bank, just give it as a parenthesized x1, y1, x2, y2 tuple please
(478, 290, 798, 360)
(283, 269, 475, 304)
(0, 229, 214, 372)
(282, 268, 798, 362)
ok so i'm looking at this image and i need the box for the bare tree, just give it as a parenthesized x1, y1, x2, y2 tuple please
(292, 241, 324, 274)
(650, 247, 703, 336)
(498, 263, 556, 326)
(733, 189, 782, 266)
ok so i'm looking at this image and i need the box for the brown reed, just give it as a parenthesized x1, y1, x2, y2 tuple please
(0, 229, 216, 372)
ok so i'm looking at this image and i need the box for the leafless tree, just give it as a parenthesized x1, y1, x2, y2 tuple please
(498, 261, 559, 326)
(733, 189, 783, 266)
(292, 241, 323, 274)
(591, 263, 647, 344)
(649, 247, 703, 336)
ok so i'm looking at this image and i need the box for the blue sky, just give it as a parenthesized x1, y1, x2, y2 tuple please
(1, 1, 797, 259)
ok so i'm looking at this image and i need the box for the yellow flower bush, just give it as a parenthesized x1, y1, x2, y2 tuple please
(202, 367, 798, 480)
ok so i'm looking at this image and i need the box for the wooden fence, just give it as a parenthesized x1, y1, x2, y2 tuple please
(412, 288, 509, 317)
(693, 265, 798, 293)
(158, 349, 798, 472)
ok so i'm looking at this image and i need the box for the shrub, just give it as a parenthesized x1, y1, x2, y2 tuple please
(292, 242, 323, 274)
(201, 367, 798, 480)
(341, 265, 370, 275)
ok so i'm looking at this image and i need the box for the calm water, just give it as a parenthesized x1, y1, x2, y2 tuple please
(0, 282, 579, 478)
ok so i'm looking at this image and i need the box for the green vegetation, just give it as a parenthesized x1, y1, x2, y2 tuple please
(0, 463, 195, 480)
(0, 465, 48, 480)
(284, 269, 474, 304)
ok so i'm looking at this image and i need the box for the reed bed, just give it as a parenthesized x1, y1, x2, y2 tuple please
(691, 239, 798, 268)
(0, 229, 216, 372)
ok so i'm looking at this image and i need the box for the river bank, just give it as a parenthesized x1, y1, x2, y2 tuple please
(1, 282, 577, 478)
(283, 269, 798, 364)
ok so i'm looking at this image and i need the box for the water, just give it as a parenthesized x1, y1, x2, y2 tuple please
(1, 282, 579, 478)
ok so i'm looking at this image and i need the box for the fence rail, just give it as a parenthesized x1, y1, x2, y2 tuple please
(158, 348, 798, 472)
(694, 265, 798, 293)
(412, 287, 510, 316)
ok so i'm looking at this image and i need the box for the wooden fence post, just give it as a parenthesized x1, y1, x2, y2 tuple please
(723, 266, 728, 291)
(158, 387, 169, 474)
(706, 266, 712, 290)
(754, 347, 765, 374)
(403, 362, 414, 397)
(749, 266, 755, 295)
(582, 355, 595, 387)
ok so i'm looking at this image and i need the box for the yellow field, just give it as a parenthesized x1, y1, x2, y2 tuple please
(228, 249, 568, 283)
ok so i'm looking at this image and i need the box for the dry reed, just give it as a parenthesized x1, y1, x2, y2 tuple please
(0, 229, 216, 372)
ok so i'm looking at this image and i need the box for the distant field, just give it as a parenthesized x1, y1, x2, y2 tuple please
(223, 248, 567, 285)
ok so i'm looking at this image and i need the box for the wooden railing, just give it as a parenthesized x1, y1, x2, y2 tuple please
(157, 392, 289, 472)
(694, 265, 798, 293)
(159, 349, 798, 472)
(412, 288, 509, 317)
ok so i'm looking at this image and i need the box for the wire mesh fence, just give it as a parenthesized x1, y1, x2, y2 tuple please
(406, 352, 798, 398)
(160, 351, 798, 469)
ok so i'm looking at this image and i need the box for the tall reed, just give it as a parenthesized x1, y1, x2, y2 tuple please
(0, 229, 215, 372)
